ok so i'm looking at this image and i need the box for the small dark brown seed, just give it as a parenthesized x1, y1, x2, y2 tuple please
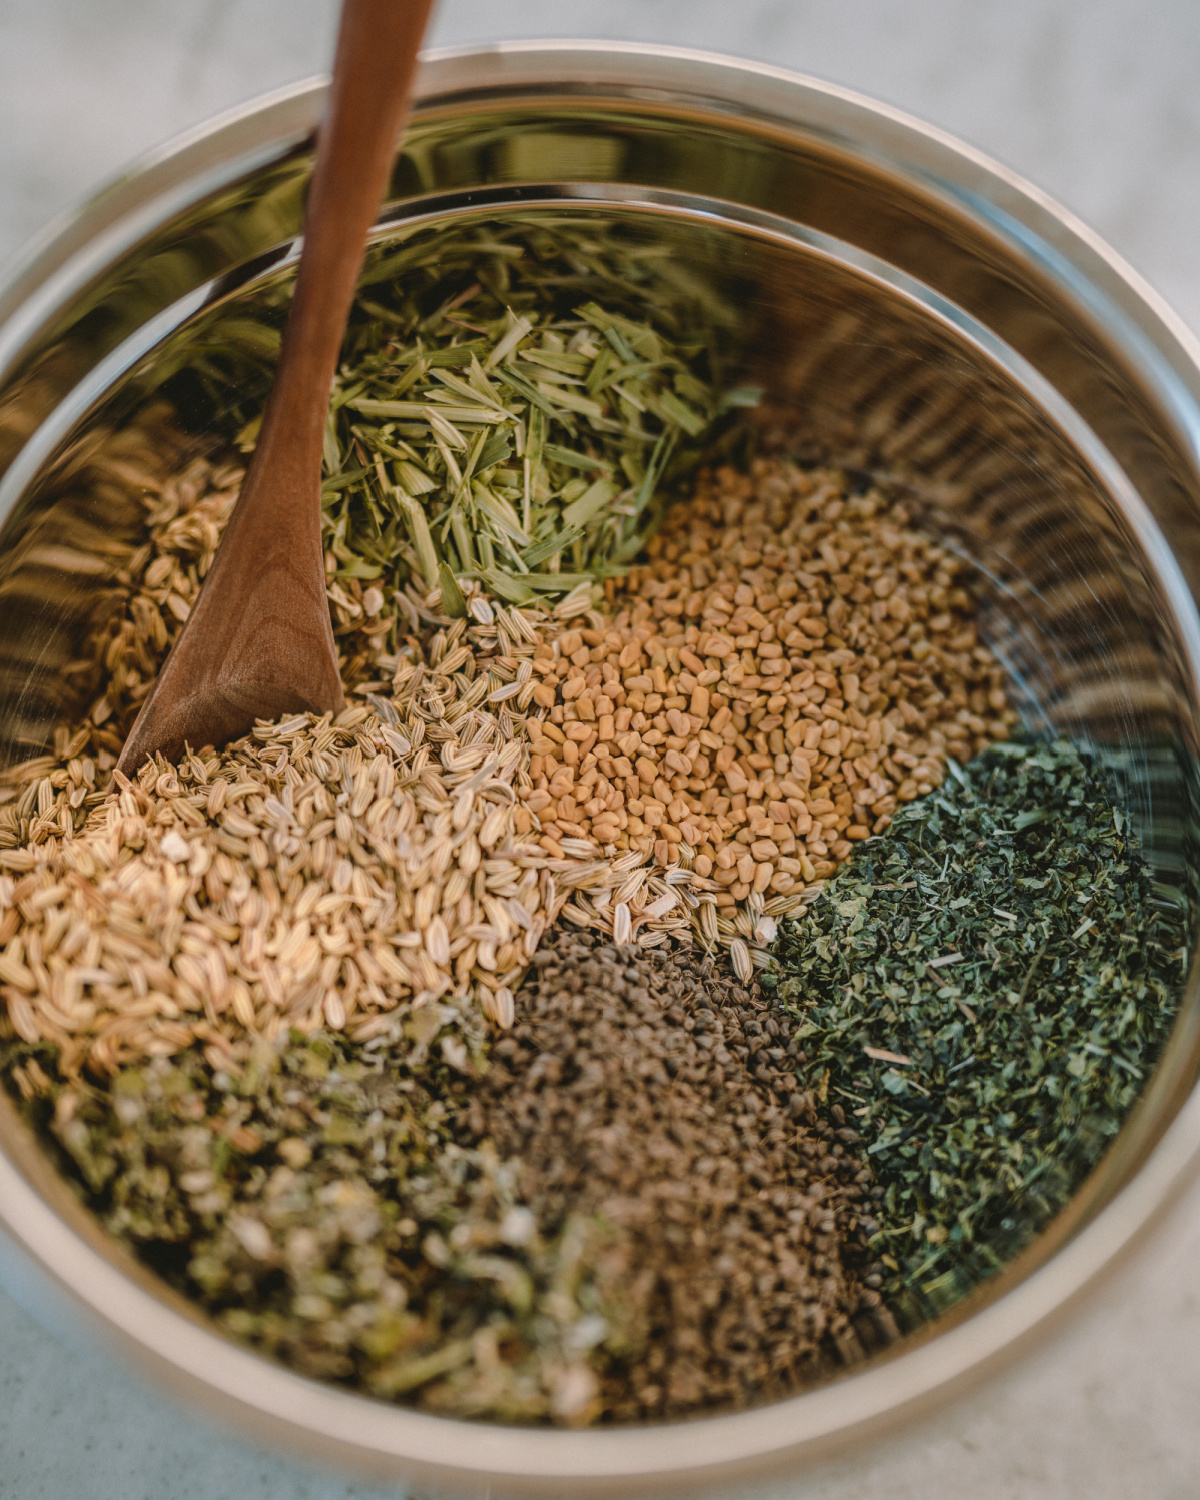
(453, 926, 891, 1421)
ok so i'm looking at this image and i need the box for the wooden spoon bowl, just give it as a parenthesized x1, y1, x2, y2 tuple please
(117, 0, 434, 775)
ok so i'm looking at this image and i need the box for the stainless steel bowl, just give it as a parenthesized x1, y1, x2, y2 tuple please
(1, 41, 1200, 1497)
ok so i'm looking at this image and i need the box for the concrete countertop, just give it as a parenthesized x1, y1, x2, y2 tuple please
(1, 3, 1199, 1496)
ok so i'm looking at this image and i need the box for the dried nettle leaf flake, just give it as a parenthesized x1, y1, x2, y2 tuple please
(772, 739, 1187, 1324)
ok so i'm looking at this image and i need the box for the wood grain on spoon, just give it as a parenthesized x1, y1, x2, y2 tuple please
(117, 0, 435, 776)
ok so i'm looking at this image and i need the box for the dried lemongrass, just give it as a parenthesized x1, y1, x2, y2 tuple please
(312, 218, 754, 608)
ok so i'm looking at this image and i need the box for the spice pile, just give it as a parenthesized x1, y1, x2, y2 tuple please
(0, 670, 592, 1074)
(465, 927, 895, 1419)
(532, 459, 1016, 958)
(0, 220, 1182, 1430)
(6, 927, 894, 1423)
(773, 738, 1188, 1323)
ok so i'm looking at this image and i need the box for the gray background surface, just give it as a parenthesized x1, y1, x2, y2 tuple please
(2, 2, 1200, 1496)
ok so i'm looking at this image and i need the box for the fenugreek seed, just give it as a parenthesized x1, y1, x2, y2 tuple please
(520, 458, 1013, 947)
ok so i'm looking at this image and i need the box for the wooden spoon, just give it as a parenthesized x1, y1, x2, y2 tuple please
(117, 0, 435, 775)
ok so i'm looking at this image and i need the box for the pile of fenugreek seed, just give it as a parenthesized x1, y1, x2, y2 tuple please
(539, 459, 1016, 969)
(0, 236, 1182, 1429)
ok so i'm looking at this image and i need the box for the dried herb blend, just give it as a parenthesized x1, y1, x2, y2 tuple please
(312, 217, 748, 613)
(4, 1020, 498, 1390)
(4, 931, 893, 1424)
(0, 184, 1180, 1435)
(773, 739, 1188, 1324)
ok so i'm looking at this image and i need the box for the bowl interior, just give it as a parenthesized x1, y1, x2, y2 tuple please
(0, 54, 1198, 1488)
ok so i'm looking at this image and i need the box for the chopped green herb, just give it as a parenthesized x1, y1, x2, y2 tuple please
(317, 218, 737, 602)
(774, 739, 1188, 1325)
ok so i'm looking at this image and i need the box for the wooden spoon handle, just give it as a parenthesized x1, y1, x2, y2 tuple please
(116, 0, 433, 773)
(266, 0, 435, 462)
(217, 0, 435, 578)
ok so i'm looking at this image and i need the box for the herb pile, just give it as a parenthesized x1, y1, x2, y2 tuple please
(312, 218, 751, 614)
(0, 208, 1186, 1425)
(773, 739, 1188, 1324)
(4, 929, 894, 1424)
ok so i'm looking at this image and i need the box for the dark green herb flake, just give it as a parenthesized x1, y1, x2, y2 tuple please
(774, 739, 1187, 1324)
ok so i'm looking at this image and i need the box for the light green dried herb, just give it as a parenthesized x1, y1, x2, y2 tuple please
(149, 216, 750, 610)
(771, 739, 1188, 1325)
(307, 217, 752, 608)
(3, 1025, 616, 1422)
